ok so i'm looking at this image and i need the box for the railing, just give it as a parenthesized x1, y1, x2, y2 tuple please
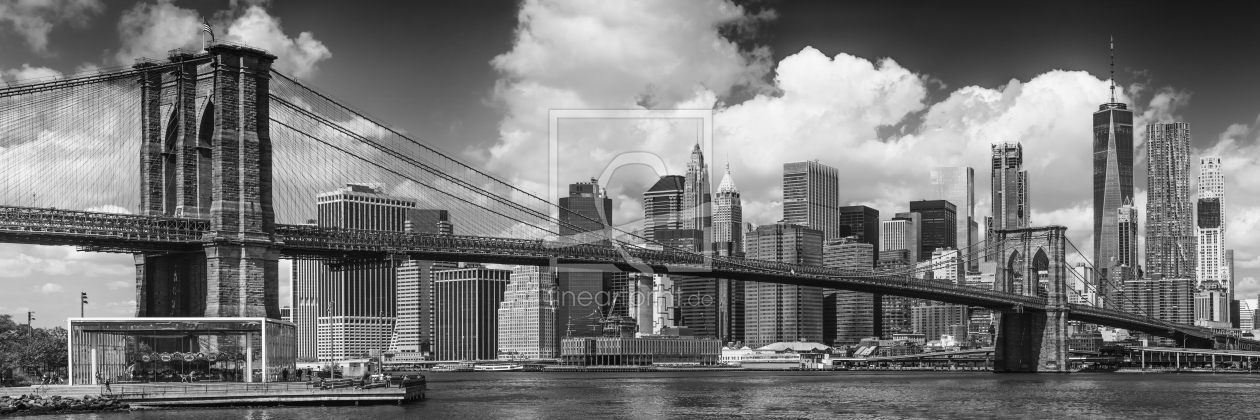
(0, 207, 1234, 341)
(0, 206, 209, 242)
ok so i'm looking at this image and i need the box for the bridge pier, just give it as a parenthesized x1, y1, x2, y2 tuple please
(993, 309, 1069, 372)
(133, 43, 280, 320)
(992, 226, 1070, 373)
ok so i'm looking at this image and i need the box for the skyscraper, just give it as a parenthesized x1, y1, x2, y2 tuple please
(991, 142, 1030, 231)
(930, 167, 976, 270)
(559, 179, 613, 240)
(1117, 205, 1139, 272)
(389, 210, 454, 358)
(1197, 156, 1228, 295)
(713, 166, 742, 250)
(783, 161, 840, 239)
(643, 175, 685, 242)
(434, 265, 510, 361)
(824, 238, 879, 345)
(557, 179, 614, 342)
(1146, 122, 1196, 279)
(292, 184, 429, 361)
(893, 212, 923, 262)
(744, 223, 825, 347)
(837, 205, 880, 264)
(712, 166, 745, 343)
(910, 200, 957, 265)
(1093, 44, 1135, 306)
(683, 144, 712, 248)
(881, 219, 912, 257)
(497, 266, 558, 360)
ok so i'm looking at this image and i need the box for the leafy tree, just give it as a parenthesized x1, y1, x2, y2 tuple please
(0, 314, 69, 380)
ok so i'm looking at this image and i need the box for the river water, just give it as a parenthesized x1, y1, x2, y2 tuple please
(28, 371, 1260, 419)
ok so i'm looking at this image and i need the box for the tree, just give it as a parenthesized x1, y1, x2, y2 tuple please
(0, 314, 69, 380)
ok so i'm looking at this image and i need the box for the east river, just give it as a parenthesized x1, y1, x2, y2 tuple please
(28, 371, 1260, 419)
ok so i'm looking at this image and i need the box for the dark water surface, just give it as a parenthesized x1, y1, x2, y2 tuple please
(27, 371, 1260, 419)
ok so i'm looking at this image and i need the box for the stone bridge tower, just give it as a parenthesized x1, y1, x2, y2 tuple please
(991, 226, 1070, 372)
(133, 44, 280, 319)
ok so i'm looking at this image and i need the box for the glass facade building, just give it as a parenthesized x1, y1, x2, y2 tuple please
(991, 142, 1030, 231)
(67, 318, 295, 385)
(910, 200, 957, 266)
(1093, 101, 1135, 308)
(929, 167, 976, 270)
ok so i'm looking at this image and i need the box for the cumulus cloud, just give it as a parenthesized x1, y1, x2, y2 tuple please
(0, 244, 133, 278)
(222, 5, 331, 79)
(1, 63, 61, 83)
(37, 282, 64, 294)
(105, 280, 130, 290)
(0, 0, 103, 53)
(104, 299, 137, 315)
(113, 0, 330, 78)
(480, 0, 774, 230)
(476, 0, 1224, 277)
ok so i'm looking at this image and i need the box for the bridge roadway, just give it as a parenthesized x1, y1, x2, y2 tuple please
(1, 205, 1252, 349)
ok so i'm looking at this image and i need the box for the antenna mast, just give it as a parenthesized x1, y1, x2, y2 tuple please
(1110, 36, 1116, 103)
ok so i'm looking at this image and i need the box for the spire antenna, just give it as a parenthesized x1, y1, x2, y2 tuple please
(1110, 36, 1116, 103)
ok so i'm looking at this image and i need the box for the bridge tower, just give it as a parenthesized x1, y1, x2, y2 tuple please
(991, 226, 1070, 372)
(133, 44, 281, 319)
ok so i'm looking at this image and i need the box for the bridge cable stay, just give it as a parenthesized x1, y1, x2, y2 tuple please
(268, 70, 841, 275)
(1062, 236, 1187, 335)
(1, 74, 140, 212)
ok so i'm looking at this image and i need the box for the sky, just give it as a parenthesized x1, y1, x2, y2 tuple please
(2, 0, 1260, 327)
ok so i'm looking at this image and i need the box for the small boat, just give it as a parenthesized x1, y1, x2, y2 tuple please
(474, 364, 524, 372)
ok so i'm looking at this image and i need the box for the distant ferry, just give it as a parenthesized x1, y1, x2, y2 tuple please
(474, 364, 524, 372)
(431, 364, 474, 372)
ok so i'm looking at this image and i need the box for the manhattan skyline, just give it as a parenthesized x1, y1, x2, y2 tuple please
(2, 1, 1260, 327)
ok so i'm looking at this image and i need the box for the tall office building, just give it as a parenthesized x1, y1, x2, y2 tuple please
(1117, 205, 1140, 271)
(930, 167, 976, 270)
(930, 248, 964, 285)
(1093, 47, 1135, 307)
(559, 179, 614, 240)
(1146, 122, 1196, 279)
(910, 200, 957, 266)
(557, 180, 614, 342)
(713, 167, 743, 248)
(434, 265, 509, 361)
(783, 161, 840, 239)
(1120, 276, 1194, 345)
(712, 166, 745, 343)
(292, 184, 428, 361)
(683, 144, 712, 247)
(837, 205, 880, 265)
(824, 238, 879, 346)
(389, 210, 454, 358)
(911, 304, 968, 342)
(991, 142, 1031, 231)
(745, 223, 825, 347)
(877, 249, 914, 338)
(1226, 250, 1235, 299)
(1197, 156, 1228, 295)
(893, 212, 923, 262)
(643, 175, 685, 242)
(497, 266, 558, 360)
(881, 219, 912, 258)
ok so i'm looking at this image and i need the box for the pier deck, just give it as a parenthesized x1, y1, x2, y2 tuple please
(0, 380, 426, 407)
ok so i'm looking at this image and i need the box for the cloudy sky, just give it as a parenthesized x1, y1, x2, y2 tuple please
(3, 0, 1260, 327)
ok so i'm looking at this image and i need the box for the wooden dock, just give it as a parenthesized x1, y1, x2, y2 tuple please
(1, 379, 426, 407)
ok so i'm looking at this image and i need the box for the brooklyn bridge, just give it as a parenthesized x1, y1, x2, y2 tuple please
(1, 41, 1253, 373)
